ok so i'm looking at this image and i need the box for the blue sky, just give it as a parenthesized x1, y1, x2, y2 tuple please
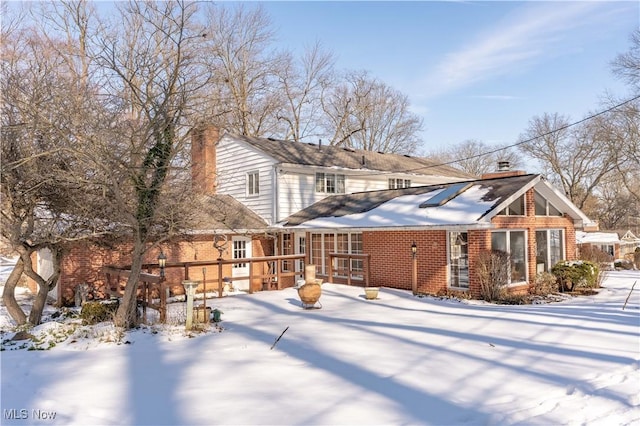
(253, 1, 638, 152)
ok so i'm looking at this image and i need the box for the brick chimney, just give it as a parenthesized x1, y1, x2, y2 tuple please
(481, 161, 527, 179)
(191, 125, 219, 195)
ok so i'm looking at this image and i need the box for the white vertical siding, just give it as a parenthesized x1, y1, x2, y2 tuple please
(216, 136, 277, 224)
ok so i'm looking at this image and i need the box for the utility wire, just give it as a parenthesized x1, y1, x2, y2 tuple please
(347, 93, 640, 177)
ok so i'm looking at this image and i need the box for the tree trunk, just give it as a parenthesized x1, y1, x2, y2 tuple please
(114, 240, 145, 329)
(2, 257, 27, 326)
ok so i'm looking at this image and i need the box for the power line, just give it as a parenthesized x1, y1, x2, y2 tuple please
(348, 93, 640, 177)
(432, 93, 640, 170)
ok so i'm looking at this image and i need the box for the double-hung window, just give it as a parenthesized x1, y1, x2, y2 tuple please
(247, 170, 259, 196)
(315, 173, 345, 194)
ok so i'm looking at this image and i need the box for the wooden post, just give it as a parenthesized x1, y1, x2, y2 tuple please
(412, 255, 418, 294)
(159, 279, 166, 323)
(217, 258, 223, 298)
(328, 256, 333, 283)
(248, 261, 253, 294)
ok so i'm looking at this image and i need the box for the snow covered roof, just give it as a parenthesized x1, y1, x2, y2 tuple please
(277, 174, 593, 230)
(576, 231, 620, 245)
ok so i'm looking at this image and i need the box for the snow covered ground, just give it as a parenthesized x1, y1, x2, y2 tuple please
(0, 260, 638, 425)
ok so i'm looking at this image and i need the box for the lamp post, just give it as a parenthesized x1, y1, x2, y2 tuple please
(411, 242, 417, 294)
(158, 252, 167, 278)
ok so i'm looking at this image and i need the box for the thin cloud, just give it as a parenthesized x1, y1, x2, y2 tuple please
(468, 95, 523, 101)
(420, 2, 628, 99)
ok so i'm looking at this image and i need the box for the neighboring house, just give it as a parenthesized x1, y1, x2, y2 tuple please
(576, 231, 621, 259)
(576, 229, 640, 261)
(276, 172, 595, 298)
(192, 126, 473, 226)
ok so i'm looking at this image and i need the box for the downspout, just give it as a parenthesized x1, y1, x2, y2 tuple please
(272, 164, 280, 225)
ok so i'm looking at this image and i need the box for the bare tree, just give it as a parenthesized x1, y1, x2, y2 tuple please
(276, 41, 335, 141)
(427, 139, 524, 177)
(88, 0, 210, 328)
(518, 112, 617, 210)
(202, 4, 286, 137)
(322, 70, 423, 154)
(0, 12, 108, 325)
(612, 29, 640, 94)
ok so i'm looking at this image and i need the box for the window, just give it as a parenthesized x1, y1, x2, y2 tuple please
(497, 195, 525, 216)
(233, 240, 247, 268)
(598, 244, 614, 257)
(388, 178, 411, 189)
(420, 183, 472, 208)
(281, 233, 293, 272)
(491, 230, 527, 284)
(315, 173, 345, 194)
(449, 232, 469, 289)
(247, 171, 259, 196)
(310, 232, 363, 277)
(534, 192, 562, 216)
(536, 229, 564, 272)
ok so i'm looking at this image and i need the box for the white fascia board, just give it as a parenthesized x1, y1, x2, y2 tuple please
(535, 179, 595, 227)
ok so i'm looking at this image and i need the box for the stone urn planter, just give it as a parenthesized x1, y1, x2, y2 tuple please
(298, 282, 322, 308)
(298, 265, 322, 309)
(364, 287, 379, 300)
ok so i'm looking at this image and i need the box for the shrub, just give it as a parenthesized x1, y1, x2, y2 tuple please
(614, 259, 634, 270)
(635, 249, 640, 268)
(80, 300, 119, 325)
(579, 245, 613, 264)
(551, 260, 599, 292)
(475, 250, 510, 302)
(530, 272, 559, 296)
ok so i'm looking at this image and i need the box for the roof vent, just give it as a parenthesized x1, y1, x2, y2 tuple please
(318, 139, 322, 151)
(497, 161, 511, 171)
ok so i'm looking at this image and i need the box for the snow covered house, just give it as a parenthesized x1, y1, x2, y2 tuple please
(276, 172, 596, 297)
(576, 229, 640, 261)
(48, 127, 597, 304)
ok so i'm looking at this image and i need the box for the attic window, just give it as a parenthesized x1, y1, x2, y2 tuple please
(419, 182, 472, 208)
(534, 191, 562, 216)
(497, 194, 525, 216)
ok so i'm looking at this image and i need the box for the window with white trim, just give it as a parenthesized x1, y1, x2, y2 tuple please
(497, 195, 525, 216)
(310, 232, 363, 277)
(491, 230, 527, 284)
(535, 229, 564, 272)
(534, 191, 562, 216)
(315, 173, 345, 194)
(388, 178, 411, 189)
(247, 170, 259, 196)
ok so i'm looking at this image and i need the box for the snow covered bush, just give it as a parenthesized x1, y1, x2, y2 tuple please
(551, 260, 599, 292)
(80, 301, 119, 325)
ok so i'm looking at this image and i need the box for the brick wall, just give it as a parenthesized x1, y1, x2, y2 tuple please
(56, 233, 275, 306)
(191, 126, 219, 195)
